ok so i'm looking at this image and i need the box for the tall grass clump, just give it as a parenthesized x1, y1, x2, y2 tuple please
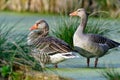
(51, 17, 79, 47)
(0, 21, 43, 79)
(52, 16, 109, 47)
(102, 69, 120, 80)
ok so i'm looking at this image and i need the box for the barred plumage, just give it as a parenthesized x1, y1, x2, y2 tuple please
(31, 49, 50, 67)
(27, 20, 79, 68)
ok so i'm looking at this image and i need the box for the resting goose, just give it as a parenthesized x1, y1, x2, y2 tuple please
(70, 8, 120, 67)
(27, 20, 79, 68)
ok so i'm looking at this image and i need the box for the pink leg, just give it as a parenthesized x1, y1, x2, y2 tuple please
(87, 58, 90, 67)
(54, 64, 58, 68)
(94, 58, 98, 68)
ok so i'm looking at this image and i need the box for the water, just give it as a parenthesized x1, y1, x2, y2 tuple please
(0, 12, 120, 80)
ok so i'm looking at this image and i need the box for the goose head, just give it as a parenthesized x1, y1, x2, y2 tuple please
(69, 8, 86, 18)
(27, 20, 49, 45)
(29, 20, 49, 35)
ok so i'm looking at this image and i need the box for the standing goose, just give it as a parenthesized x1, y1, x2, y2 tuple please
(70, 8, 120, 67)
(27, 20, 79, 68)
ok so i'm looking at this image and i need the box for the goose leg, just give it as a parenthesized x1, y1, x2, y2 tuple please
(87, 58, 90, 67)
(94, 58, 98, 68)
(54, 64, 58, 68)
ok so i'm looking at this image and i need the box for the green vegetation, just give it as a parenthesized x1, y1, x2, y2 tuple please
(102, 69, 120, 80)
(51, 17, 79, 47)
(0, 21, 43, 79)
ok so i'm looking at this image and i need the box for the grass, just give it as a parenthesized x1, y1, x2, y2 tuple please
(0, 21, 43, 79)
(52, 16, 109, 47)
(102, 69, 120, 80)
(51, 16, 79, 47)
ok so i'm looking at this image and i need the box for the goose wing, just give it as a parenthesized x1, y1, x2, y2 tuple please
(89, 34, 120, 48)
(33, 36, 72, 55)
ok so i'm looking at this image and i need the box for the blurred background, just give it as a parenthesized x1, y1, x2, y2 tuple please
(0, 0, 120, 18)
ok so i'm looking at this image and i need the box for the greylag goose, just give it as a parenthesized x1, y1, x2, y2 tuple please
(70, 8, 120, 67)
(27, 20, 79, 68)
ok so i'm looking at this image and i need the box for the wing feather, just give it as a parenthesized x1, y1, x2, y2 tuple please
(32, 36, 72, 55)
(89, 34, 120, 48)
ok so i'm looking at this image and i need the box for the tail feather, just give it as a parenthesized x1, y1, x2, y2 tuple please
(108, 40, 120, 48)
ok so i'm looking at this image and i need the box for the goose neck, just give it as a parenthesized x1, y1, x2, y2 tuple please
(76, 15, 88, 34)
(27, 30, 48, 45)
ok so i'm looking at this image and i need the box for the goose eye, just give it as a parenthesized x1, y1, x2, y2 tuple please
(38, 23, 45, 29)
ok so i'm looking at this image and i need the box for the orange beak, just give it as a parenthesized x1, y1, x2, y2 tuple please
(69, 11, 78, 16)
(29, 24, 38, 31)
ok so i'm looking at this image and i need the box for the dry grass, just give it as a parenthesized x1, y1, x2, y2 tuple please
(0, 0, 120, 17)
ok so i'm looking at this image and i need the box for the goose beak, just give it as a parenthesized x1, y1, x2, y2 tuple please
(69, 11, 77, 16)
(29, 24, 38, 31)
